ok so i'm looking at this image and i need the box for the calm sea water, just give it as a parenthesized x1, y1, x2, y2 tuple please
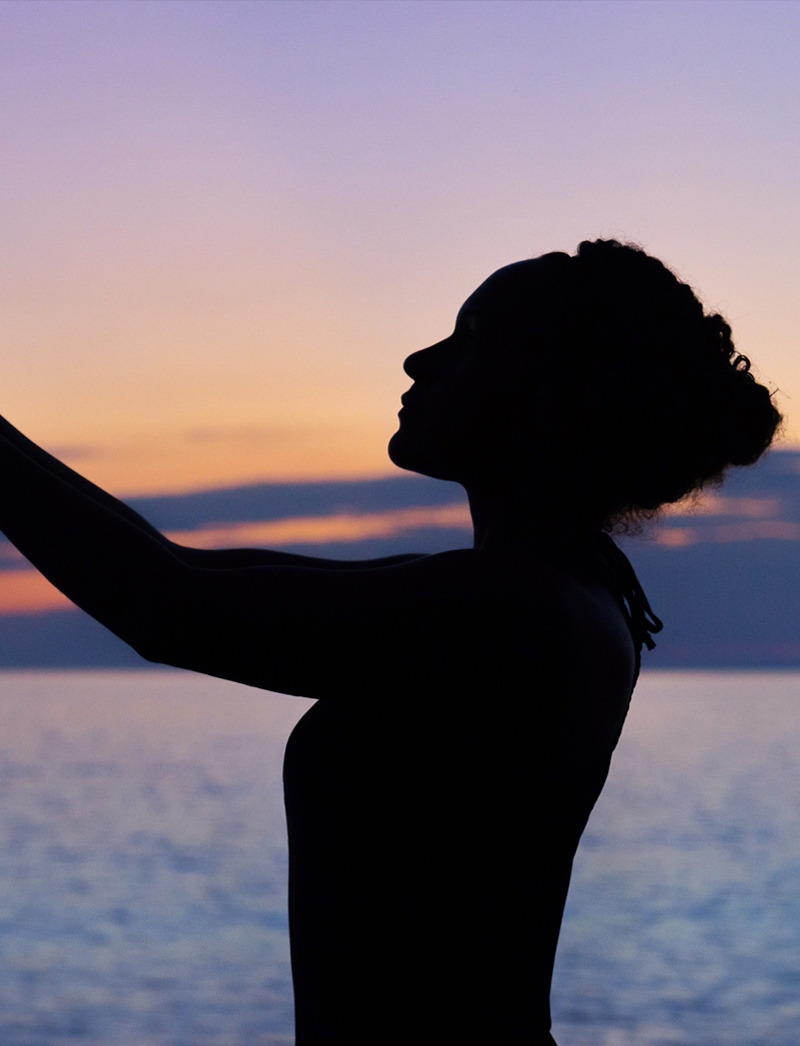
(0, 670, 798, 1045)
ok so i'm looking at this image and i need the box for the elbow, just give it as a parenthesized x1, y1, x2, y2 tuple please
(130, 638, 196, 673)
(128, 629, 191, 669)
(131, 639, 170, 666)
(93, 565, 213, 671)
(120, 628, 169, 666)
(126, 621, 205, 673)
(105, 610, 184, 667)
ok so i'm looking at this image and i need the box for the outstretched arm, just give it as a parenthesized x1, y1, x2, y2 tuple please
(0, 416, 425, 570)
(0, 428, 474, 694)
(0, 415, 173, 548)
(0, 429, 196, 658)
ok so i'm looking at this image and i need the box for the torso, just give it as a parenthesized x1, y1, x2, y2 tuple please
(283, 544, 636, 1045)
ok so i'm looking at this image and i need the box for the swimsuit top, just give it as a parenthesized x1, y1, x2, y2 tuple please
(592, 531, 663, 678)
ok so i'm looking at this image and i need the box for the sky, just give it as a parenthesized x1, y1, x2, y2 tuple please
(1, 0, 799, 497)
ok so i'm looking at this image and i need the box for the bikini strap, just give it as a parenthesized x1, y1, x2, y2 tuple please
(592, 533, 663, 653)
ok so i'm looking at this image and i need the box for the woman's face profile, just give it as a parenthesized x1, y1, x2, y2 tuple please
(388, 259, 543, 486)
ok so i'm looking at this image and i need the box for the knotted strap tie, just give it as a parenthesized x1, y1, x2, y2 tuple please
(593, 533, 663, 652)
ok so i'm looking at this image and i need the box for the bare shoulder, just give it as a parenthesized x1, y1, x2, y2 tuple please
(159, 542, 634, 708)
(466, 545, 638, 748)
(382, 544, 634, 672)
(362, 544, 624, 622)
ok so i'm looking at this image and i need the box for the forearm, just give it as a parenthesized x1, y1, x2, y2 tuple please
(0, 420, 429, 575)
(0, 432, 184, 658)
(0, 421, 424, 571)
(0, 415, 172, 549)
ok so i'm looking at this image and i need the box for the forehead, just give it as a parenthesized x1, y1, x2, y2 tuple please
(457, 258, 547, 327)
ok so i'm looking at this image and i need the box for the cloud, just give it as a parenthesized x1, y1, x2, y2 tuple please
(183, 426, 304, 445)
(655, 520, 800, 547)
(165, 503, 471, 549)
(0, 543, 26, 569)
(662, 495, 780, 519)
(44, 445, 102, 462)
(0, 501, 472, 615)
(3, 454, 800, 617)
(0, 570, 74, 615)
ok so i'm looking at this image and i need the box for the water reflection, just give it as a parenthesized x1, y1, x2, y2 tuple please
(0, 670, 798, 1045)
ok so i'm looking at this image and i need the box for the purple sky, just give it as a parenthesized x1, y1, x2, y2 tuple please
(1, 0, 798, 494)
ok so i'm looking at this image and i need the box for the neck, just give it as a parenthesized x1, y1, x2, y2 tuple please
(466, 484, 600, 551)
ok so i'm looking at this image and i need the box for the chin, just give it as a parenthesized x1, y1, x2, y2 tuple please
(387, 428, 420, 472)
(388, 428, 460, 483)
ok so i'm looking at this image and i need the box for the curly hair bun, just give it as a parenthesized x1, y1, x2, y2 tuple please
(543, 239, 782, 529)
(699, 312, 778, 469)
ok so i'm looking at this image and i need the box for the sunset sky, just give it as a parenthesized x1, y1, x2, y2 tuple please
(1, 0, 799, 497)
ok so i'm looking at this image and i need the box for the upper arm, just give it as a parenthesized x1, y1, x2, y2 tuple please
(170, 545, 429, 571)
(140, 549, 483, 698)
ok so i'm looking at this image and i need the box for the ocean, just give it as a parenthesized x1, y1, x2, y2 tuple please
(0, 670, 798, 1045)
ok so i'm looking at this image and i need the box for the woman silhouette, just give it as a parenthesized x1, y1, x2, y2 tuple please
(0, 239, 781, 1044)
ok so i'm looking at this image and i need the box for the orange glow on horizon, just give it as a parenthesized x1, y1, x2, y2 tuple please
(655, 520, 800, 547)
(661, 496, 781, 519)
(46, 424, 400, 498)
(164, 503, 472, 549)
(0, 503, 473, 615)
(3, 495, 800, 616)
(0, 571, 74, 615)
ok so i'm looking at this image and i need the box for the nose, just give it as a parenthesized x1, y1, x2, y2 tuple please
(403, 341, 447, 383)
(402, 349, 426, 381)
